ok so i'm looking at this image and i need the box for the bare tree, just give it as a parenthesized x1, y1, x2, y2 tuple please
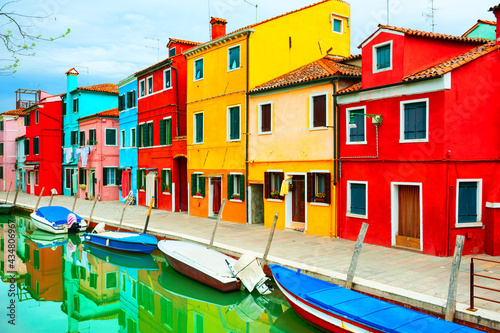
(0, 0, 70, 75)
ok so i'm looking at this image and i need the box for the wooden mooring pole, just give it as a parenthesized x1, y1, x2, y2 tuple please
(445, 235, 465, 322)
(345, 222, 369, 290)
(48, 189, 57, 206)
(34, 187, 45, 212)
(5, 181, 12, 203)
(88, 195, 99, 225)
(13, 184, 20, 205)
(72, 193, 78, 212)
(209, 199, 226, 248)
(118, 196, 133, 232)
(262, 213, 279, 266)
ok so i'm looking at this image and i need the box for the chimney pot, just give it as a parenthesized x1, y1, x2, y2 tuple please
(210, 17, 227, 40)
(489, 4, 500, 44)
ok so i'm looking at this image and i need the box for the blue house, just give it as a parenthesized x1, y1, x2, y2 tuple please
(61, 68, 118, 197)
(15, 135, 26, 193)
(117, 75, 138, 204)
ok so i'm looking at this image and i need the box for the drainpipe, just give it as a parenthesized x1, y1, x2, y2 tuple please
(245, 32, 250, 224)
(331, 80, 337, 238)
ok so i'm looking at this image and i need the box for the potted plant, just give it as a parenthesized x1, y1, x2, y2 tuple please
(140, 185, 145, 191)
(163, 184, 170, 193)
(195, 189, 202, 197)
(315, 192, 326, 202)
(231, 194, 240, 200)
(79, 185, 86, 190)
(270, 190, 280, 199)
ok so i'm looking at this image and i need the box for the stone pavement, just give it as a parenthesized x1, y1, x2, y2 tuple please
(5, 191, 500, 330)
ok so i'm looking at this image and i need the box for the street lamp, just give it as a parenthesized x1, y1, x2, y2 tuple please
(349, 113, 383, 129)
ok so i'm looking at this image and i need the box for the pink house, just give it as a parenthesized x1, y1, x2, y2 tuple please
(0, 109, 25, 191)
(76, 108, 120, 201)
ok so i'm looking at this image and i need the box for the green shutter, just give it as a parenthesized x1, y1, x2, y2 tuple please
(200, 176, 205, 197)
(160, 119, 166, 146)
(142, 124, 148, 147)
(230, 107, 240, 140)
(166, 119, 171, 145)
(149, 123, 153, 146)
(116, 168, 122, 186)
(161, 170, 166, 192)
(137, 125, 142, 147)
(239, 175, 245, 201)
(103, 168, 108, 186)
(33, 249, 40, 270)
(191, 174, 196, 196)
(227, 174, 234, 198)
(168, 170, 172, 194)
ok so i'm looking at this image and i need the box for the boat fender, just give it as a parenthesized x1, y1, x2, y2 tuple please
(106, 239, 110, 247)
(296, 269, 301, 275)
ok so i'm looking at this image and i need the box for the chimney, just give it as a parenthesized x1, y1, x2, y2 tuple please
(490, 4, 500, 44)
(65, 68, 79, 93)
(210, 17, 227, 40)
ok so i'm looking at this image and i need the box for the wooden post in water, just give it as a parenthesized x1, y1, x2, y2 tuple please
(48, 189, 56, 206)
(143, 196, 155, 234)
(34, 187, 45, 212)
(5, 182, 12, 203)
(118, 197, 133, 232)
(13, 184, 20, 205)
(345, 222, 369, 290)
(445, 235, 465, 322)
(88, 195, 99, 225)
(209, 199, 226, 248)
(72, 193, 78, 212)
(262, 213, 279, 266)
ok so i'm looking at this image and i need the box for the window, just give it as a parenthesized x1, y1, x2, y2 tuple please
(161, 169, 172, 194)
(401, 99, 428, 142)
(160, 118, 172, 145)
(139, 80, 145, 98)
(0, 143, 3, 156)
(227, 106, 240, 141)
(137, 123, 145, 148)
(169, 47, 176, 57)
(457, 180, 482, 225)
(73, 98, 79, 113)
(105, 271, 118, 289)
(307, 172, 331, 204)
(79, 130, 85, 147)
(62, 100, 66, 116)
(227, 174, 244, 201)
(147, 76, 153, 95)
(25, 139, 30, 156)
(105, 128, 117, 146)
(194, 113, 203, 144)
(264, 172, 284, 199)
(191, 173, 205, 197)
(310, 93, 327, 128)
(127, 90, 136, 108)
(33, 249, 40, 270)
(228, 45, 240, 71)
(35, 110, 39, 123)
(374, 41, 392, 72)
(25, 113, 30, 127)
(347, 107, 366, 144)
(333, 18, 342, 33)
(71, 130, 78, 146)
(164, 69, 172, 89)
(89, 273, 97, 289)
(88, 128, 97, 145)
(65, 168, 75, 189)
(161, 297, 173, 328)
(79, 168, 86, 185)
(148, 122, 153, 146)
(118, 94, 126, 111)
(35, 170, 39, 186)
(194, 58, 204, 81)
(130, 128, 136, 147)
(103, 167, 121, 186)
(0, 121, 3, 131)
(33, 137, 39, 155)
(347, 182, 367, 217)
(121, 130, 126, 148)
(259, 103, 272, 134)
(0, 167, 3, 179)
(137, 169, 146, 190)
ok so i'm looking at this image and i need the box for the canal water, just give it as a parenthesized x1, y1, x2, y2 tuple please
(0, 213, 322, 333)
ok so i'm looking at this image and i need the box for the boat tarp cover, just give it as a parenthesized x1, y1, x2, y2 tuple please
(36, 206, 82, 225)
(271, 265, 479, 333)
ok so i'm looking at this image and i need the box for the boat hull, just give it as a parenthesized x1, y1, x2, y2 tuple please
(31, 212, 87, 234)
(83, 232, 158, 254)
(0, 204, 14, 215)
(84, 243, 158, 270)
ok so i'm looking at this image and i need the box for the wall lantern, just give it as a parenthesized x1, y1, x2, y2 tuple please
(349, 113, 383, 129)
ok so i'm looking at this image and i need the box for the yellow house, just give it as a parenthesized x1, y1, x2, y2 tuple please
(248, 55, 361, 237)
(185, 0, 352, 223)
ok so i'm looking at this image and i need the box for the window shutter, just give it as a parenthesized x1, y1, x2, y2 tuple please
(33, 138, 39, 155)
(161, 170, 166, 192)
(307, 173, 314, 202)
(191, 174, 197, 196)
(200, 176, 205, 197)
(230, 107, 239, 140)
(148, 123, 153, 146)
(325, 173, 331, 204)
(116, 168, 122, 186)
(168, 170, 172, 194)
(160, 119, 166, 145)
(142, 124, 148, 147)
(278, 172, 285, 200)
(264, 172, 270, 198)
(133, 91, 136, 107)
(127, 92, 132, 109)
(103, 168, 108, 186)
(0, 143, 3, 156)
(166, 119, 171, 145)
(313, 95, 326, 127)
(227, 174, 234, 198)
(239, 174, 245, 202)
(137, 125, 142, 147)
(25, 139, 30, 156)
(118, 95, 123, 111)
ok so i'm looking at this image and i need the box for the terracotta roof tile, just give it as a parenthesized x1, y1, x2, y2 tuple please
(489, 4, 500, 12)
(462, 19, 497, 37)
(78, 108, 118, 122)
(478, 19, 497, 25)
(65, 67, 79, 75)
(167, 38, 202, 47)
(336, 82, 362, 95)
(1, 108, 24, 116)
(78, 83, 118, 94)
(403, 41, 499, 81)
(332, 54, 361, 62)
(135, 58, 171, 76)
(250, 56, 360, 93)
(210, 17, 227, 25)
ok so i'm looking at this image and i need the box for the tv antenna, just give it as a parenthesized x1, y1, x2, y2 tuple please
(423, 0, 438, 32)
(386, 0, 389, 25)
(75, 66, 90, 85)
(145, 37, 160, 62)
(244, 0, 258, 22)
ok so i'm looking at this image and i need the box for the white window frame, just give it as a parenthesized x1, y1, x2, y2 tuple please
(193, 112, 204, 145)
(193, 172, 204, 198)
(194, 57, 204, 81)
(162, 168, 171, 194)
(105, 128, 118, 146)
(120, 130, 126, 148)
(104, 167, 118, 187)
(346, 106, 367, 145)
(399, 98, 429, 143)
(373, 40, 393, 73)
(227, 105, 241, 142)
(164, 68, 172, 90)
(455, 179, 483, 228)
(73, 97, 79, 113)
(309, 92, 329, 130)
(346, 181, 368, 219)
(162, 116, 172, 146)
(139, 79, 146, 98)
(130, 127, 136, 147)
(146, 75, 153, 95)
(258, 102, 273, 135)
(229, 172, 243, 202)
(332, 17, 343, 34)
(227, 44, 241, 72)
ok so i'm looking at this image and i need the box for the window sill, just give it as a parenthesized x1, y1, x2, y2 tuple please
(346, 213, 368, 219)
(310, 202, 329, 207)
(193, 195, 204, 199)
(309, 127, 329, 131)
(373, 66, 392, 74)
(228, 67, 241, 73)
(229, 199, 243, 203)
(104, 185, 119, 187)
(226, 139, 241, 143)
(194, 78, 204, 82)
(399, 138, 428, 144)
(454, 222, 484, 229)
(346, 141, 367, 145)
(163, 191, 171, 195)
(192, 142, 204, 145)
(267, 198, 283, 203)
(139, 189, 145, 192)
(258, 131, 272, 136)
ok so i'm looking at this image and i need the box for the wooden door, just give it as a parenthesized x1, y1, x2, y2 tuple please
(292, 176, 305, 223)
(396, 185, 421, 250)
(211, 178, 222, 215)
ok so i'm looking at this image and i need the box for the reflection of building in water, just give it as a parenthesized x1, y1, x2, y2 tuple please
(118, 262, 141, 333)
(62, 243, 120, 332)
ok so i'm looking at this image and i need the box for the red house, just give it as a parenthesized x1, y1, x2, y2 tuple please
(22, 94, 63, 196)
(135, 39, 199, 211)
(336, 6, 500, 256)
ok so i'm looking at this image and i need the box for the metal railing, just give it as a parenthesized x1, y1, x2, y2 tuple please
(468, 257, 500, 311)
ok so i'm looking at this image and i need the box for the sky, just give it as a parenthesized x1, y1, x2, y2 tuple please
(0, 0, 497, 110)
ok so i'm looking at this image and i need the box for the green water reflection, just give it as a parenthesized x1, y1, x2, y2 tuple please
(0, 213, 322, 333)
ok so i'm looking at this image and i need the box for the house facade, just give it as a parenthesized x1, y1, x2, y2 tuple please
(248, 55, 360, 237)
(15, 135, 26, 193)
(118, 75, 138, 204)
(22, 94, 63, 196)
(135, 39, 195, 212)
(336, 13, 500, 256)
(77, 109, 120, 201)
(0, 109, 25, 191)
(185, 0, 351, 223)
(463, 19, 497, 40)
(61, 68, 118, 197)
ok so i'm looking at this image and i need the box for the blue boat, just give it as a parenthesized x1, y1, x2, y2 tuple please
(83, 231, 158, 254)
(30, 206, 87, 234)
(270, 265, 479, 333)
(84, 243, 158, 270)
